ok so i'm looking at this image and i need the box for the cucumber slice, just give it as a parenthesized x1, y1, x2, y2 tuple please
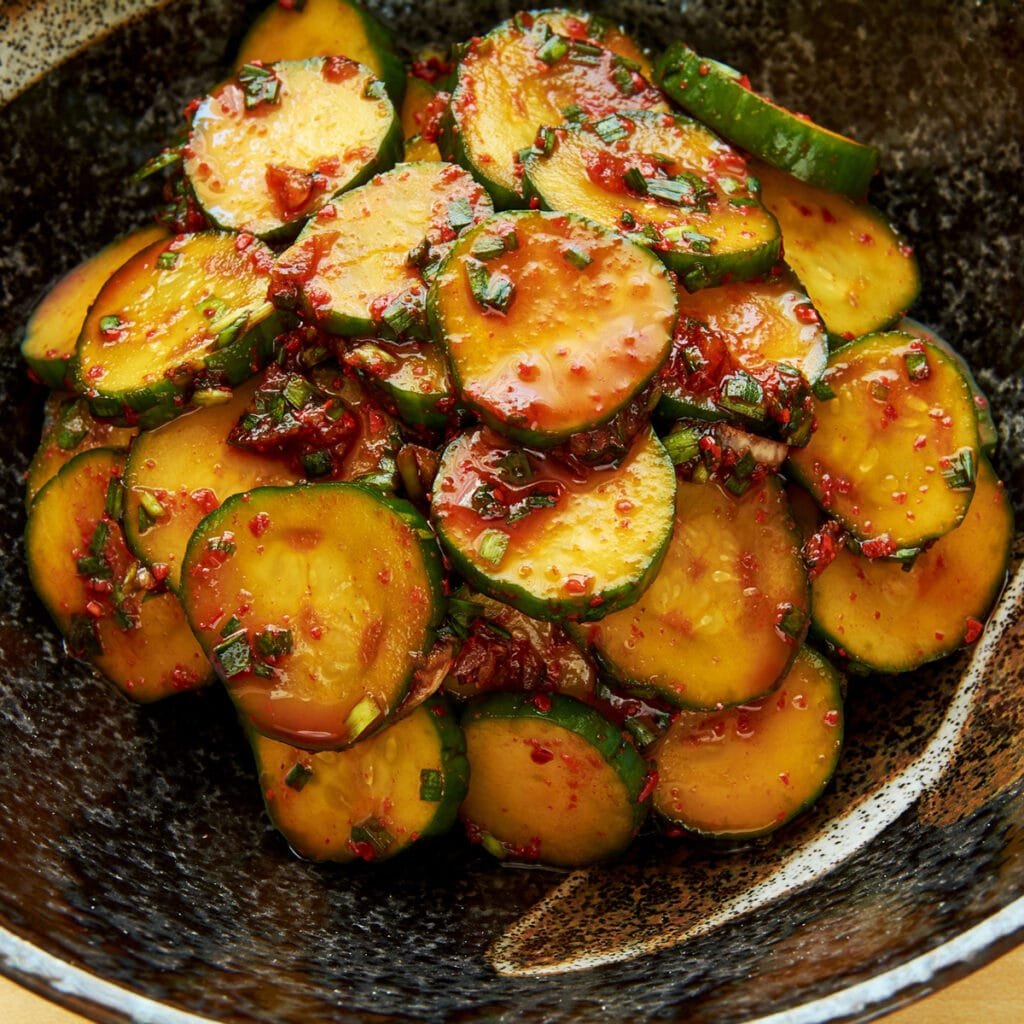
(235, 0, 406, 105)
(343, 339, 455, 430)
(654, 43, 878, 197)
(755, 161, 921, 340)
(430, 426, 676, 622)
(658, 273, 827, 440)
(181, 482, 445, 751)
(123, 377, 302, 592)
(576, 473, 808, 709)
(443, 588, 596, 702)
(26, 395, 137, 508)
(789, 331, 981, 552)
(522, 110, 781, 291)
(460, 692, 650, 866)
(272, 162, 493, 336)
(21, 223, 167, 390)
(75, 231, 284, 427)
(25, 448, 212, 702)
(899, 317, 998, 457)
(811, 456, 1012, 673)
(185, 58, 402, 241)
(651, 646, 843, 839)
(429, 210, 677, 445)
(442, 12, 667, 207)
(250, 695, 468, 863)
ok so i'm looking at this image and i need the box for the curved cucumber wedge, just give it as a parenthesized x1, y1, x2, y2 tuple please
(430, 426, 676, 622)
(21, 223, 167, 390)
(576, 472, 808, 709)
(75, 231, 284, 427)
(185, 57, 402, 241)
(181, 482, 445, 751)
(250, 695, 468, 863)
(651, 646, 843, 838)
(428, 209, 677, 446)
(788, 331, 980, 552)
(461, 692, 650, 866)
(755, 161, 920, 340)
(442, 12, 667, 207)
(522, 110, 780, 291)
(811, 456, 1012, 673)
(25, 448, 211, 702)
(655, 43, 878, 197)
(235, 0, 406, 105)
(272, 162, 492, 337)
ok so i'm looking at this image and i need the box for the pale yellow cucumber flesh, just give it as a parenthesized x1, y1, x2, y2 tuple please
(432, 426, 676, 621)
(652, 646, 843, 837)
(811, 457, 1012, 672)
(182, 484, 441, 750)
(25, 448, 210, 702)
(252, 703, 459, 862)
(675, 273, 828, 384)
(76, 232, 275, 402)
(21, 223, 168, 385)
(186, 58, 398, 238)
(431, 211, 676, 442)
(789, 331, 979, 550)
(755, 161, 920, 339)
(582, 474, 808, 708)
(123, 378, 302, 591)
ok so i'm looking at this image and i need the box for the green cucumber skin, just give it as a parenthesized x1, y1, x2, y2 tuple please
(351, 1, 407, 108)
(347, 345, 454, 430)
(416, 693, 471, 838)
(437, 101, 525, 212)
(22, 346, 72, 390)
(898, 318, 998, 457)
(655, 43, 878, 198)
(654, 388, 731, 423)
(428, 209, 677, 448)
(654, 646, 844, 841)
(79, 307, 291, 430)
(462, 692, 650, 829)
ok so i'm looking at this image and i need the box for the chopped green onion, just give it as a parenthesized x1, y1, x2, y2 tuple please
(903, 350, 931, 381)
(419, 768, 444, 802)
(477, 528, 509, 565)
(283, 374, 313, 410)
(255, 625, 293, 658)
(777, 604, 807, 639)
(195, 295, 227, 320)
(68, 614, 102, 658)
(622, 167, 648, 194)
(494, 449, 533, 484)
(465, 258, 516, 313)
(284, 762, 313, 791)
(350, 816, 394, 857)
(942, 447, 977, 491)
(812, 378, 837, 401)
(212, 313, 248, 350)
(206, 533, 236, 555)
(138, 491, 166, 520)
(214, 631, 252, 678)
(728, 197, 758, 208)
(870, 380, 891, 402)
(406, 237, 430, 268)
(363, 79, 387, 100)
(662, 227, 715, 253)
(156, 251, 180, 270)
(534, 125, 556, 156)
(346, 694, 384, 741)
(718, 371, 767, 421)
(479, 831, 507, 860)
(137, 504, 156, 535)
(619, 209, 636, 227)
(219, 615, 242, 638)
(723, 472, 753, 497)
(536, 33, 569, 65)
(55, 416, 88, 451)
(663, 427, 703, 465)
(447, 196, 476, 232)
(98, 314, 122, 333)
(733, 450, 757, 479)
(562, 244, 592, 270)
(471, 231, 518, 261)
(506, 493, 558, 523)
(301, 449, 333, 478)
(611, 62, 638, 95)
(446, 596, 483, 638)
(192, 388, 233, 407)
(593, 114, 629, 143)
(561, 103, 585, 121)
(237, 63, 281, 109)
(105, 477, 125, 520)
(131, 147, 183, 183)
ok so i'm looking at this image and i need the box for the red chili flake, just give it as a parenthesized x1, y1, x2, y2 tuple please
(779, 772, 791, 786)
(322, 56, 358, 82)
(377, 568, 392, 585)
(528, 196, 540, 209)
(170, 666, 201, 690)
(530, 693, 552, 713)
(235, 232, 255, 252)
(309, 625, 323, 640)
(85, 365, 105, 381)
(964, 617, 984, 643)
(794, 302, 820, 325)
(249, 512, 271, 537)
(698, 63, 710, 76)
(564, 575, 591, 594)
(934, 631, 945, 641)
(913, 435, 928, 450)
(616, 499, 634, 513)
(858, 232, 875, 245)
(859, 536, 896, 558)
(637, 770, 659, 803)
(191, 488, 219, 514)
(738, 74, 752, 89)
(823, 709, 840, 728)
(151, 564, 170, 583)
(85, 600, 104, 619)
(821, 207, 837, 224)
(528, 742, 554, 765)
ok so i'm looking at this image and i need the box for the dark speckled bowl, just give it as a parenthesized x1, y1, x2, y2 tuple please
(1, 2, 1023, 1021)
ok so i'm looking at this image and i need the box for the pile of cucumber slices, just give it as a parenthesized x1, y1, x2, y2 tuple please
(20, 1, 1011, 867)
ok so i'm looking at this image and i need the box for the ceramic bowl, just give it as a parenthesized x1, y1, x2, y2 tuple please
(0, 1, 1022, 1021)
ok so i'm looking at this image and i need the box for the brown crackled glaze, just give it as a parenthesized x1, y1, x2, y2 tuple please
(0, 2, 1022, 1023)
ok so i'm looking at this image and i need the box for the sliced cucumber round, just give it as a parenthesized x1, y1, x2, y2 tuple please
(655, 43, 878, 197)
(788, 331, 981, 552)
(651, 646, 844, 839)
(428, 209, 677, 445)
(272, 162, 493, 336)
(442, 12, 667, 207)
(577, 472, 808, 709)
(811, 455, 1012, 673)
(755, 160, 921, 341)
(75, 231, 284, 427)
(430, 426, 676, 622)
(250, 694, 468, 863)
(21, 223, 168, 390)
(185, 57, 402, 240)
(235, 0, 406, 105)
(25, 448, 212, 703)
(522, 110, 780, 291)
(460, 692, 650, 866)
(181, 482, 445, 751)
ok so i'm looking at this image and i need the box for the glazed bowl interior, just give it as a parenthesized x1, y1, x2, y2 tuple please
(1, 1, 1023, 1022)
